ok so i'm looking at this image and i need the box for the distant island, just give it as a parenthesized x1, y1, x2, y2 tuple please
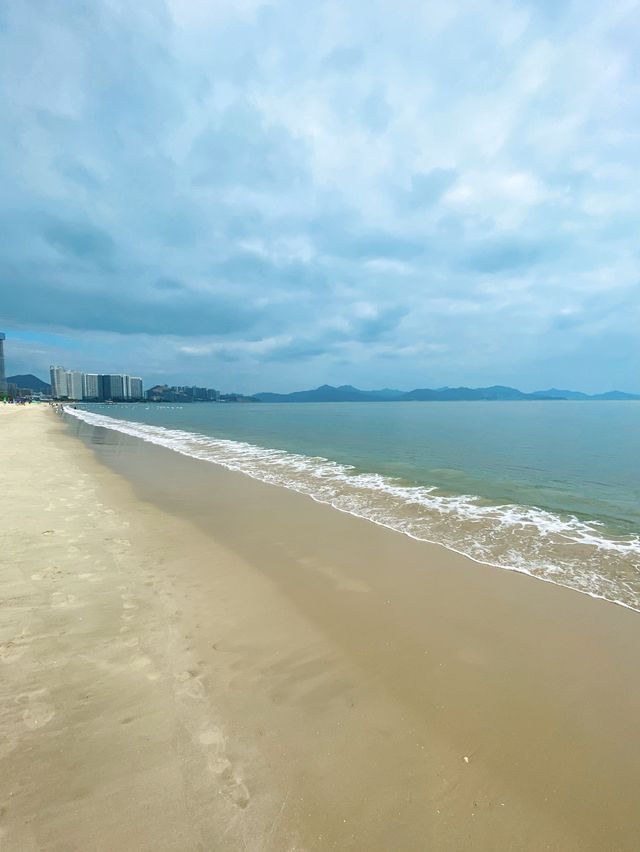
(254, 384, 640, 402)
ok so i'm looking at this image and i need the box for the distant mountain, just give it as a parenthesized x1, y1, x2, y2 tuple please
(403, 385, 536, 401)
(7, 374, 51, 393)
(370, 387, 406, 400)
(529, 388, 590, 400)
(590, 390, 640, 400)
(255, 384, 404, 403)
(253, 384, 640, 402)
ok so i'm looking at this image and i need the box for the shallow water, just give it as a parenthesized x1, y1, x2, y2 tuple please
(67, 401, 640, 610)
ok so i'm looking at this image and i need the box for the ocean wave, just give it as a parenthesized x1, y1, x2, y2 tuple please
(65, 407, 640, 612)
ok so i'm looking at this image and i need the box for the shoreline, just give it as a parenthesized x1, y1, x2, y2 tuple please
(65, 404, 640, 614)
(2, 405, 640, 849)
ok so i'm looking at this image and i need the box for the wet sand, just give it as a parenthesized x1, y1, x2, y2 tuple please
(1, 405, 640, 850)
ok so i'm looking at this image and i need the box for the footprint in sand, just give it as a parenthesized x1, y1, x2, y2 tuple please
(120, 591, 137, 610)
(208, 755, 233, 776)
(50, 592, 77, 608)
(196, 724, 250, 806)
(199, 727, 225, 748)
(0, 638, 30, 663)
(31, 565, 60, 582)
(23, 702, 56, 730)
(129, 654, 161, 681)
(228, 779, 250, 809)
(121, 596, 138, 621)
(175, 670, 195, 682)
(17, 690, 55, 731)
(174, 670, 206, 700)
(198, 728, 236, 788)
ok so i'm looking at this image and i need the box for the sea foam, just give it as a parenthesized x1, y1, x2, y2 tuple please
(65, 407, 640, 612)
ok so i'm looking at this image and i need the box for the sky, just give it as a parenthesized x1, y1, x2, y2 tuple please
(1, 0, 639, 394)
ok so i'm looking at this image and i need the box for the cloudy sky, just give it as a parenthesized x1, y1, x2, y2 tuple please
(1, 0, 639, 393)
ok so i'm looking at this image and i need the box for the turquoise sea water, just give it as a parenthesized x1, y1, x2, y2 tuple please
(68, 401, 640, 610)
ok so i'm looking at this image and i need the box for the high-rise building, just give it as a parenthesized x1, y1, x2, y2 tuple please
(41, 366, 145, 403)
(66, 371, 84, 400)
(97, 375, 110, 400)
(82, 373, 99, 400)
(47, 368, 143, 402)
(98, 374, 126, 401)
(110, 374, 124, 400)
(97, 375, 107, 400)
(129, 377, 143, 400)
(0, 332, 6, 396)
(50, 366, 68, 399)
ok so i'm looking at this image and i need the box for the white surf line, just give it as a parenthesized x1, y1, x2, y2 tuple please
(63, 406, 640, 614)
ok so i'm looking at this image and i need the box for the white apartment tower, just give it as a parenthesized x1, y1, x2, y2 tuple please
(50, 366, 143, 401)
(82, 373, 99, 400)
(108, 374, 125, 400)
(50, 366, 68, 399)
(66, 371, 84, 401)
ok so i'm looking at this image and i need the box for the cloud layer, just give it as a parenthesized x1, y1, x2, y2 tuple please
(1, 0, 639, 391)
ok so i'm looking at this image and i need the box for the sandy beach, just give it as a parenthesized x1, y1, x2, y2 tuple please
(1, 405, 640, 850)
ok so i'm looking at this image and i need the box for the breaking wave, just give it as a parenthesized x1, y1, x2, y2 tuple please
(65, 407, 640, 612)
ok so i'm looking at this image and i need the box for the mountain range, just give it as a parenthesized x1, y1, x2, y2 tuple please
(8, 375, 640, 402)
(254, 384, 640, 402)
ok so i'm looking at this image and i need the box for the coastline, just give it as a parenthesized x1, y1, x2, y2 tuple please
(65, 403, 640, 613)
(2, 405, 640, 850)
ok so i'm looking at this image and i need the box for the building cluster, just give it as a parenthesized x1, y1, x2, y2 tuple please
(1, 334, 232, 403)
(145, 384, 220, 402)
(50, 366, 144, 401)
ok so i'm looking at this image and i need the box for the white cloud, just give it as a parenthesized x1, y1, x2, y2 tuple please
(1, 0, 639, 392)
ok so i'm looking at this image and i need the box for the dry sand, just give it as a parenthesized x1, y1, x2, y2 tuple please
(1, 405, 639, 851)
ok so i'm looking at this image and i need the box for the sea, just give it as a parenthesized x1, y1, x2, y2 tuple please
(66, 401, 640, 612)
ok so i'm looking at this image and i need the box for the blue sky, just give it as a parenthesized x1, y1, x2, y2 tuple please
(1, 0, 639, 393)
